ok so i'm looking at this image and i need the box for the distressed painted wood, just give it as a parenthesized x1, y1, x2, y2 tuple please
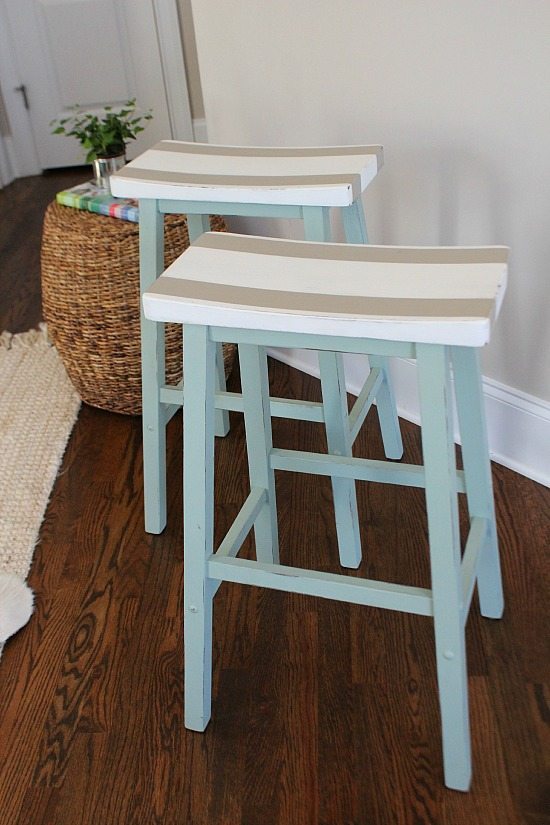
(138, 198, 167, 534)
(318, 349, 362, 568)
(182, 323, 216, 731)
(208, 557, 433, 616)
(209, 328, 416, 358)
(143, 234, 507, 791)
(238, 344, 279, 564)
(215, 488, 267, 560)
(417, 343, 471, 791)
(111, 141, 383, 206)
(147, 234, 506, 346)
(452, 346, 504, 619)
(461, 516, 490, 621)
(115, 143, 401, 539)
(269, 448, 467, 492)
(159, 198, 305, 219)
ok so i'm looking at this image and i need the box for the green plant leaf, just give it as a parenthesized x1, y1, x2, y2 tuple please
(51, 98, 153, 158)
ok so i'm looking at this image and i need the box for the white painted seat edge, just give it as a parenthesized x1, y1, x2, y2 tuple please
(110, 175, 362, 207)
(142, 292, 494, 347)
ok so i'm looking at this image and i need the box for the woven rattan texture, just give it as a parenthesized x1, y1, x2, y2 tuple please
(41, 203, 235, 415)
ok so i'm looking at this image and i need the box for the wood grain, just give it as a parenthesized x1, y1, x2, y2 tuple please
(0, 172, 548, 825)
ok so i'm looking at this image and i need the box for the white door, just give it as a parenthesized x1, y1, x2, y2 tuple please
(0, 0, 192, 172)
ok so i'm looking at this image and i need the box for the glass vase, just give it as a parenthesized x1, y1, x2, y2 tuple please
(92, 153, 126, 194)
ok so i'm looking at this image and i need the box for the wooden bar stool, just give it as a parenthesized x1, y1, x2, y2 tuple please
(111, 142, 402, 564)
(142, 232, 508, 792)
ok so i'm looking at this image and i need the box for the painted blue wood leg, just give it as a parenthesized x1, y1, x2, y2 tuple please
(303, 206, 362, 569)
(341, 198, 370, 244)
(318, 351, 362, 568)
(187, 212, 230, 438)
(239, 343, 279, 564)
(302, 204, 332, 242)
(367, 355, 403, 459)
(213, 341, 231, 437)
(182, 323, 216, 731)
(186, 212, 210, 244)
(342, 201, 403, 459)
(139, 199, 168, 534)
(451, 346, 504, 619)
(417, 343, 471, 792)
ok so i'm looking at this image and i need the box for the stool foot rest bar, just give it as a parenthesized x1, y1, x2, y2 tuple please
(142, 231, 508, 792)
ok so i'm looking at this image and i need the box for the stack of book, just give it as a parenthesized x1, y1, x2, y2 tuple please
(56, 181, 138, 222)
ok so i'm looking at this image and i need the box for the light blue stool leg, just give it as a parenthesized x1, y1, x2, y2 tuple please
(182, 323, 216, 731)
(452, 347, 504, 619)
(342, 201, 403, 459)
(341, 198, 368, 244)
(302, 204, 332, 242)
(139, 199, 168, 534)
(417, 343, 471, 792)
(367, 356, 403, 459)
(318, 350, 362, 568)
(239, 344, 279, 563)
(185, 212, 210, 243)
(303, 206, 362, 569)
(187, 213, 230, 438)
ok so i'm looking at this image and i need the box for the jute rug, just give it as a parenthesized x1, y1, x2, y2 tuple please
(0, 324, 80, 651)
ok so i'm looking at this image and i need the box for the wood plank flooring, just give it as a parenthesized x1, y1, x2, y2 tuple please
(0, 171, 548, 825)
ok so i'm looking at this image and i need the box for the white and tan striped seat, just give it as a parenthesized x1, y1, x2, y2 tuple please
(111, 141, 383, 206)
(141, 233, 509, 792)
(143, 232, 507, 345)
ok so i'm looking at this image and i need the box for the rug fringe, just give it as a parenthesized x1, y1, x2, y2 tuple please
(0, 322, 79, 578)
(0, 323, 49, 352)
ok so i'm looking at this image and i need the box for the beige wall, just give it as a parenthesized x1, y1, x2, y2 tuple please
(191, 0, 550, 403)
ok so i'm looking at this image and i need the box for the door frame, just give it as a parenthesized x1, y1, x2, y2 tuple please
(0, 134, 16, 187)
(0, 0, 194, 180)
(152, 0, 194, 143)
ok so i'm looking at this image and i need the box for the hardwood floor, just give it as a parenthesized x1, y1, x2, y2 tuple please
(0, 172, 548, 825)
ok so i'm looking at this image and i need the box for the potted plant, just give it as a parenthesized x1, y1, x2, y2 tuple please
(51, 98, 153, 192)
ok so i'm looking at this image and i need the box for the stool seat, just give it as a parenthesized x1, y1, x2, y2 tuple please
(144, 232, 508, 346)
(110, 141, 383, 206)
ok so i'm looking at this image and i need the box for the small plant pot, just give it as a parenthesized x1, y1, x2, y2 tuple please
(92, 153, 126, 193)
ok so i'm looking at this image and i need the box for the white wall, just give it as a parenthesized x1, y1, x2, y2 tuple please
(191, 0, 550, 406)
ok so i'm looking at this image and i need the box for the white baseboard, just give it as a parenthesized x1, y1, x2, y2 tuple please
(192, 118, 208, 142)
(267, 348, 550, 488)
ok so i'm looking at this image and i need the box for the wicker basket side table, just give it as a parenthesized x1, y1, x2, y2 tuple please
(40, 203, 234, 415)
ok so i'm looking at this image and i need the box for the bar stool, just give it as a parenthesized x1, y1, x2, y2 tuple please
(142, 232, 508, 792)
(110, 142, 403, 567)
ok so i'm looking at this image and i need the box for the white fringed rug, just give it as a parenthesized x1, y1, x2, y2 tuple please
(0, 325, 80, 651)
